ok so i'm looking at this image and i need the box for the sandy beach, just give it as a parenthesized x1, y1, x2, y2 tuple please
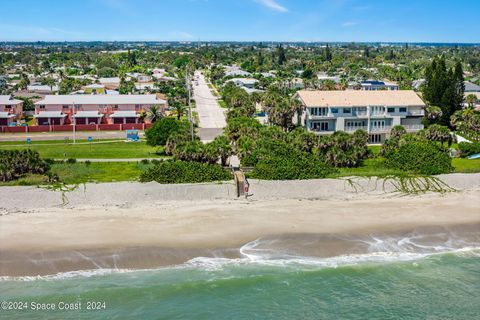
(1, 174, 479, 276)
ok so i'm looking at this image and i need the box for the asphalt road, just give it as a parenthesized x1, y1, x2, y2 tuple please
(192, 70, 227, 129)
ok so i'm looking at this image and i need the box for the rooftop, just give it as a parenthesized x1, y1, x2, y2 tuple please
(296, 90, 425, 107)
(0, 95, 22, 105)
(465, 81, 480, 92)
(35, 95, 166, 105)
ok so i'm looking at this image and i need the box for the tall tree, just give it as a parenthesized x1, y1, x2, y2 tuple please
(324, 44, 332, 62)
(423, 57, 464, 127)
(277, 45, 286, 65)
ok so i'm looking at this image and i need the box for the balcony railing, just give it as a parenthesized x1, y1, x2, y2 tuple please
(370, 126, 392, 132)
(345, 126, 392, 132)
(407, 110, 425, 116)
(345, 126, 368, 132)
(403, 124, 424, 130)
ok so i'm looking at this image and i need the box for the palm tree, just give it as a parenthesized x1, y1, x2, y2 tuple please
(210, 135, 232, 166)
(423, 124, 452, 146)
(138, 110, 147, 123)
(43, 77, 56, 92)
(466, 94, 478, 108)
(426, 106, 443, 120)
(147, 106, 163, 123)
(171, 101, 187, 120)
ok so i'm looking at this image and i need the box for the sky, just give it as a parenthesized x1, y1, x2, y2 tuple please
(0, 0, 479, 43)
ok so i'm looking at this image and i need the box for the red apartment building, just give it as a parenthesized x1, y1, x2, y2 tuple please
(33, 95, 167, 125)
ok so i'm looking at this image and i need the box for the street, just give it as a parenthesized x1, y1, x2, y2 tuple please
(192, 70, 226, 130)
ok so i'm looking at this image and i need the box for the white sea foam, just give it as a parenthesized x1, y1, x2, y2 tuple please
(2, 234, 479, 282)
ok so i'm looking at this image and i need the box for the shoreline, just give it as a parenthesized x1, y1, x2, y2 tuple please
(1, 174, 479, 277)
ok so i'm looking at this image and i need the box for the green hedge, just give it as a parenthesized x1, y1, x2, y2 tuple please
(458, 142, 480, 157)
(140, 160, 231, 184)
(251, 152, 334, 180)
(385, 141, 452, 175)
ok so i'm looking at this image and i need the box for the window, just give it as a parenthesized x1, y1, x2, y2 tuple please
(346, 121, 365, 128)
(113, 105, 119, 110)
(330, 108, 338, 113)
(39, 105, 45, 109)
(387, 107, 395, 113)
(312, 122, 329, 131)
(399, 107, 407, 113)
(369, 134, 382, 143)
(343, 108, 351, 114)
(135, 104, 142, 109)
(310, 107, 328, 116)
(5, 105, 11, 109)
(74, 104, 81, 109)
(62, 105, 69, 109)
(371, 106, 384, 115)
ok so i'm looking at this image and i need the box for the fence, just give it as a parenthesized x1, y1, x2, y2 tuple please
(0, 123, 152, 133)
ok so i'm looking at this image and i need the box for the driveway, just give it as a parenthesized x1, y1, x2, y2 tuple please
(192, 71, 226, 129)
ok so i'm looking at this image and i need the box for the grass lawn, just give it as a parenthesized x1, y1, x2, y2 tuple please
(452, 158, 480, 173)
(0, 162, 150, 186)
(51, 162, 148, 183)
(329, 158, 404, 178)
(0, 140, 164, 159)
(329, 156, 480, 178)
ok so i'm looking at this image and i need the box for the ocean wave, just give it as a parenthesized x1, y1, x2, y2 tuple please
(2, 233, 479, 282)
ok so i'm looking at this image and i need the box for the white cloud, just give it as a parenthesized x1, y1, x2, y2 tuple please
(342, 21, 358, 27)
(255, 0, 288, 13)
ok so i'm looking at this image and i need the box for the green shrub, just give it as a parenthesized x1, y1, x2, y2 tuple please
(251, 152, 334, 180)
(458, 142, 480, 157)
(66, 158, 77, 164)
(384, 141, 452, 175)
(172, 141, 218, 164)
(140, 160, 231, 184)
(145, 118, 191, 146)
(317, 130, 370, 167)
(0, 150, 50, 182)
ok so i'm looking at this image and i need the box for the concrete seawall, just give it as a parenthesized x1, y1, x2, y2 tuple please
(1, 173, 479, 211)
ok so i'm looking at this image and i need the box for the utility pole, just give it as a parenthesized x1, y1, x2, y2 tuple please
(186, 65, 194, 141)
(72, 101, 76, 144)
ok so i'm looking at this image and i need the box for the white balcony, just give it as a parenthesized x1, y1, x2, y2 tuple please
(403, 124, 424, 131)
(407, 110, 425, 116)
(370, 126, 392, 132)
(345, 126, 368, 132)
(345, 126, 392, 133)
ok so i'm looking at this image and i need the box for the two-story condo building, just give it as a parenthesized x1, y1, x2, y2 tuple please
(295, 90, 425, 143)
(0, 95, 23, 126)
(33, 95, 166, 125)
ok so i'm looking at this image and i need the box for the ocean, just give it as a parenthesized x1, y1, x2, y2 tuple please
(2, 231, 479, 319)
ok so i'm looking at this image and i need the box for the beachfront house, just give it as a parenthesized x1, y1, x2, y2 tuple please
(295, 90, 425, 143)
(0, 95, 23, 126)
(33, 95, 166, 125)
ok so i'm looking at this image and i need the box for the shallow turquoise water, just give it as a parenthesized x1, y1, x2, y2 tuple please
(1, 251, 479, 320)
